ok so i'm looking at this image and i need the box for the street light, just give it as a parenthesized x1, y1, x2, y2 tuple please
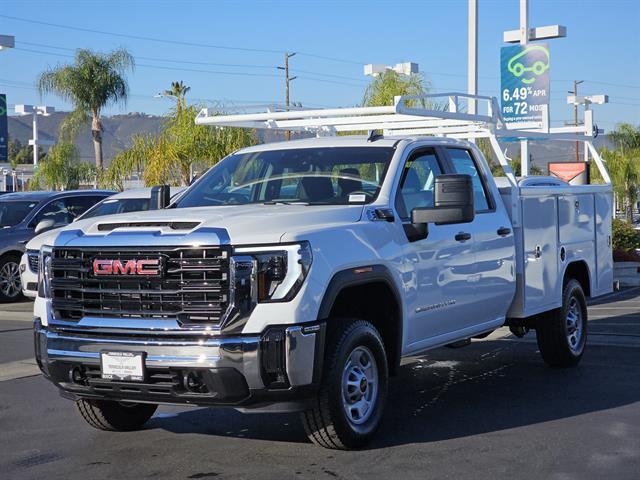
(14, 104, 55, 166)
(364, 62, 419, 77)
(0, 35, 15, 51)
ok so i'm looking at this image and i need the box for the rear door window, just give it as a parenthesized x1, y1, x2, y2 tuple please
(446, 148, 491, 212)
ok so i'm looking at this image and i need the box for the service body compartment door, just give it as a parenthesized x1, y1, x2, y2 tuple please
(558, 194, 595, 244)
(595, 192, 614, 296)
(522, 195, 559, 313)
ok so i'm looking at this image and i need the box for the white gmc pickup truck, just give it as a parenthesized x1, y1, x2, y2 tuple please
(33, 95, 613, 449)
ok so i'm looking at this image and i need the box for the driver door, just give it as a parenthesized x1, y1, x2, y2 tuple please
(395, 147, 478, 353)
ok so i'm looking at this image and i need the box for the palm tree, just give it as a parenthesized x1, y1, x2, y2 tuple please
(37, 48, 134, 171)
(362, 70, 432, 107)
(601, 123, 640, 221)
(163, 81, 191, 112)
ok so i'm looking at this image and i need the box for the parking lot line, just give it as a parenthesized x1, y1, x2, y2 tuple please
(0, 359, 40, 382)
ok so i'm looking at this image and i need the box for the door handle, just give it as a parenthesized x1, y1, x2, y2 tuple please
(455, 232, 471, 242)
(497, 227, 511, 237)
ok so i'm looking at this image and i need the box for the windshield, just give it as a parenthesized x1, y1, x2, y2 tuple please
(175, 147, 395, 208)
(80, 197, 151, 219)
(0, 200, 38, 228)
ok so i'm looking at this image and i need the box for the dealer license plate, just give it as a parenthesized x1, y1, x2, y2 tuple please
(100, 351, 145, 382)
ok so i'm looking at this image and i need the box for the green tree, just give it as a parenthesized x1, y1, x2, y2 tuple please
(29, 143, 95, 191)
(609, 123, 640, 153)
(595, 123, 640, 221)
(102, 104, 255, 188)
(37, 48, 134, 171)
(7, 139, 46, 168)
(163, 81, 191, 113)
(601, 147, 640, 222)
(362, 70, 432, 107)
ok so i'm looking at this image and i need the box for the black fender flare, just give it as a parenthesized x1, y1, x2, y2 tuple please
(318, 264, 403, 373)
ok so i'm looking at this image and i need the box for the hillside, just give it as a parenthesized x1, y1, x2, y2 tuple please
(8, 111, 612, 171)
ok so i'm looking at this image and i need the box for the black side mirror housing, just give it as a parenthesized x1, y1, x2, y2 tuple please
(34, 218, 56, 235)
(150, 185, 171, 210)
(411, 174, 475, 226)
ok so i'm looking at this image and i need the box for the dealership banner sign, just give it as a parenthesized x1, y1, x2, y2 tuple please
(500, 44, 550, 124)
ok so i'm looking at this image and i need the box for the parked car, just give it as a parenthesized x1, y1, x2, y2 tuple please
(0, 190, 114, 302)
(20, 187, 185, 298)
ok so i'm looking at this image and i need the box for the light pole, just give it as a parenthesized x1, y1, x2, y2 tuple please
(15, 105, 55, 166)
(468, 0, 478, 116)
(1, 168, 8, 192)
(364, 62, 419, 77)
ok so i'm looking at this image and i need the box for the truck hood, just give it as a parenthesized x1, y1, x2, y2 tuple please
(25, 227, 66, 251)
(53, 204, 364, 247)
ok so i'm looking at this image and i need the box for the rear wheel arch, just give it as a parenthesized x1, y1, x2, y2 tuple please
(318, 265, 403, 375)
(563, 260, 591, 297)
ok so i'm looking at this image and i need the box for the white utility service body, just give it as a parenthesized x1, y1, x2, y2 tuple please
(32, 93, 613, 449)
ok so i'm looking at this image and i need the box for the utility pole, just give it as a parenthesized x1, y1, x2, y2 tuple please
(278, 52, 297, 140)
(569, 80, 584, 162)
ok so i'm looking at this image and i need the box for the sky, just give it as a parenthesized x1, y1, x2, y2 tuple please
(1, 0, 639, 132)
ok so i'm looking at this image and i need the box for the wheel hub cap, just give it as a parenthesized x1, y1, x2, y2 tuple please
(0, 261, 21, 298)
(566, 296, 583, 354)
(341, 346, 378, 426)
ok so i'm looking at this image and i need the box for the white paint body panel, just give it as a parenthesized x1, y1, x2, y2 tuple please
(34, 136, 613, 359)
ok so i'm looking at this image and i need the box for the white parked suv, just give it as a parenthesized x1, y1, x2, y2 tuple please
(32, 96, 613, 449)
(20, 187, 185, 298)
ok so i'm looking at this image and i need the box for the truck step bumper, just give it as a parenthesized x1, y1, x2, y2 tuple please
(34, 320, 325, 409)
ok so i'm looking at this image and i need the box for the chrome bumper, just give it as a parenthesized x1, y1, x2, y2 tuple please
(34, 319, 325, 408)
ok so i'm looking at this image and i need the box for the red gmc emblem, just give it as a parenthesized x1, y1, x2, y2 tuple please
(92, 258, 162, 276)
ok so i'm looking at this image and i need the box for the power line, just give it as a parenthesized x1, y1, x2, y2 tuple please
(1, 14, 366, 65)
(0, 14, 284, 54)
(13, 46, 365, 88)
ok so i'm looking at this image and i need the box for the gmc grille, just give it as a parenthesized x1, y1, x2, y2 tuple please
(50, 247, 230, 326)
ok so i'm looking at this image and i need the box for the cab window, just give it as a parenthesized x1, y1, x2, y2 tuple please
(395, 149, 442, 221)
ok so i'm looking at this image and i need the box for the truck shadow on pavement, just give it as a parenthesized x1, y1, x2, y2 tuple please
(146, 337, 640, 449)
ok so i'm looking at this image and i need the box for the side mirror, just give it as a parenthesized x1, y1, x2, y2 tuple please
(150, 185, 171, 209)
(34, 218, 56, 235)
(412, 174, 475, 226)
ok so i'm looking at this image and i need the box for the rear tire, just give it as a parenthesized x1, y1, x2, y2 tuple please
(301, 319, 388, 450)
(536, 279, 587, 367)
(0, 254, 23, 303)
(76, 399, 157, 431)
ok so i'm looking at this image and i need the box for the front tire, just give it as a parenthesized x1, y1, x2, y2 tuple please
(76, 399, 157, 431)
(301, 319, 388, 450)
(536, 279, 588, 367)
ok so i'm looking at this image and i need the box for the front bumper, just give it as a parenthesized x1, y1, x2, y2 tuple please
(34, 319, 325, 411)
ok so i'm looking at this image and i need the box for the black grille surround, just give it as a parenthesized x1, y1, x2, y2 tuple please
(51, 246, 231, 327)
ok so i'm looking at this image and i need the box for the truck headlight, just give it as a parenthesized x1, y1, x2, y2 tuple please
(38, 246, 53, 299)
(235, 242, 312, 302)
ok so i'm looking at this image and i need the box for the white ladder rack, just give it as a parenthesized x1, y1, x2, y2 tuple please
(194, 92, 610, 187)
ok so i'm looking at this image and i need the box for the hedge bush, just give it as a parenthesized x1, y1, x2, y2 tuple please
(612, 218, 640, 251)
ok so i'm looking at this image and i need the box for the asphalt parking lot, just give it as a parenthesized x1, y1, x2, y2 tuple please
(1, 291, 639, 480)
